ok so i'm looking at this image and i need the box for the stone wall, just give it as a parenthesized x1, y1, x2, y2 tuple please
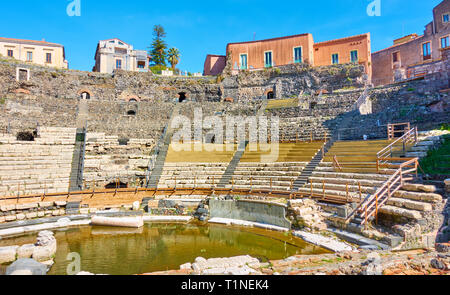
(83, 132, 154, 188)
(222, 63, 365, 102)
(209, 199, 291, 228)
(0, 127, 76, 197)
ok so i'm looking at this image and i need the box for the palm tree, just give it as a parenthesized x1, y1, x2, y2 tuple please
(167, 48, 181, 70)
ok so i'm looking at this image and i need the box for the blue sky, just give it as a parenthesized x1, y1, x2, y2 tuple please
(0, 0, 443, 72)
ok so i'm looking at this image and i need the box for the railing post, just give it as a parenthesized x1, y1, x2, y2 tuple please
(375, 194, 379, 225)
(322, 180, 325, 199)
(346, 183, 349, 202)
(364, 205, 368, 229)
(358, 182, 362, 201)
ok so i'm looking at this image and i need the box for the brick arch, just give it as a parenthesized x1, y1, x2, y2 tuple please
(126, 95, 140, 102)
(77, 89, 93, 99)
(264, 88, 274, 96)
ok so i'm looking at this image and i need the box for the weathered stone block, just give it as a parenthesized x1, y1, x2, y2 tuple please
(0, 246, 18, 265)
(17, 244, 36, 259)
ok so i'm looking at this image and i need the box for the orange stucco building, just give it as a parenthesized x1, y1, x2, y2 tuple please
(204, 33, 372, 79)
(372, 0, 450, 86)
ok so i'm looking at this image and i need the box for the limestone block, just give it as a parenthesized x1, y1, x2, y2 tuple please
(17, 244, 36, 259)
(16, 213, 25, 220)
(54, 201, 67, 207)
(0, 216, 5, 223)
(6, 258, 48, 275)
(5, 215, 17, 222)
(402, 183, 436, 193)
(0, 246, 19, 264)
(379, 205, 422, 220)
(26, 212, 38, 219)
(387, 198, 432, 212)
(32, 231, 57, 262)
(39, 201, 53, 208)
(1, 204, 16, 212)
(394, 190, 442, 203)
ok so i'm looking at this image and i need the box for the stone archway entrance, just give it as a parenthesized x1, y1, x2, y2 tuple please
(267, 91, 274, 100)
(81, 92, 91, 100)
(178, 92, 187, 103)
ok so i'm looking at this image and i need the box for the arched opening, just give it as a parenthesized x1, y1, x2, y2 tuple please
(127, 110, 136, 116)
(178, 92, 187, 103)
(267, 91, 274, 100)
(105, 181, 128, 189)
(16, 131, 36, 142)
(81, 92, 91, 100)
(128, 99, 138, 103)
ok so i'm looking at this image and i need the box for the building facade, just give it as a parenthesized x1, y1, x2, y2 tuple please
(372, 0, 450, 86)
(93, 39, 150, 74)
(204, 54, 226, 76)
(204, 33, 371, 78)
(0, 37, 68, 69)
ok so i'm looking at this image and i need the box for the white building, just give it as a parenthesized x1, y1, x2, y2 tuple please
(93, 38, 149, 74)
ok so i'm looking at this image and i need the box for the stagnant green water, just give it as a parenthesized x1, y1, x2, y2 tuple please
(0, 223, 329, 275)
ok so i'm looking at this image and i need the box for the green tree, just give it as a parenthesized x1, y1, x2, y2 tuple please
(167, 48, 181, 70)
(149, 25, 168, 66)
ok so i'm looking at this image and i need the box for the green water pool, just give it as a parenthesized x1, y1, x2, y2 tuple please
(0, 222, 330, 275)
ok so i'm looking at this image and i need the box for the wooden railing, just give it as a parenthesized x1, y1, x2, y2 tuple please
(387, 122, 411, 140)
(377, 126, 418, 172)
(333, 156, 343, 172)
(346, 157, 419, 226)
(0, 185, 355, 206)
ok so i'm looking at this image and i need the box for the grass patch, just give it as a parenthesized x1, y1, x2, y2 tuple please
(419, 134, 450, 175)
(0, 97, 6, 105)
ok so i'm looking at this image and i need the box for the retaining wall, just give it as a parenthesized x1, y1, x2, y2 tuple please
(209, 199, 291, 229)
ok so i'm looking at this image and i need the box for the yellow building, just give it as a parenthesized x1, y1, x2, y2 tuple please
(0, 37, 68, 69)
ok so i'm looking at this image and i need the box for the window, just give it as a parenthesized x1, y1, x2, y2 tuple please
(441, 36, 450, 48)
(443, 14, 449, 23)
(422, 42, 431, 60)
(240, 54, 248, 70)
(392, 52, 400, 63)
(294, 47, 302, 63)
(116, 59, 122, 69)
(7, 50, 13, 57)
(46, 53, 52, 63)
(332, 53, 339, 65)
(264, 51, 273, 68)
(350, 50, 358, 63)
(137, 61, 145, 69)
(26, 51, 33, 62)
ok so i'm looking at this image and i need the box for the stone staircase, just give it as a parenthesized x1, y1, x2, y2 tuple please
(68, 128, 86, 192)
(146, 106, 180, 188)
(405, 130, 447, 159)
(217, 141, 249, 188)
(292, 140, 334, 191)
